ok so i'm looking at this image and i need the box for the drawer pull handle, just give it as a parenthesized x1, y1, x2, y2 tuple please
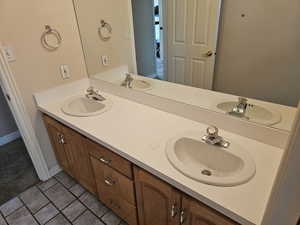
(171, 202, 177, 217)
(104, 178, 115, 186)
(99, 157, 111, 164)
(180, 209, 186, 225)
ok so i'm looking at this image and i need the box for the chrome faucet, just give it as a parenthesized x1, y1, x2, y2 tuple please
(202, 126, 230, 148)
(229, 97, 253, 118)
(121, 73, 134, 88)
(85, 87, 106, 101)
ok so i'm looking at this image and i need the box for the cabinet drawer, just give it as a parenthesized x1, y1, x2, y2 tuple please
(90, 156, 136, 205)
(101, 193, 138, 225)
(87, 139, 133, 179)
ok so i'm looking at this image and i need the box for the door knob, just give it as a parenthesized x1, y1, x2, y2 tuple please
(205, 50, 214, 57)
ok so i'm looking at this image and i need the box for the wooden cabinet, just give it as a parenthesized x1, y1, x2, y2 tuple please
(181, 196, 238, 225)
(91, 156, 138, 225)
(134, 167, 238, 225)
(43, 114, 239, 225)
(134, 166, 181, 225)
(43, 115, 73, 176)
(43, 115, 96, 194)
(62, 127, 96, 194)
(87, 139, 133, 179)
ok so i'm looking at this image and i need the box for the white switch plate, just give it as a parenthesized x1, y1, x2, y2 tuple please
(3, 46, 16, 62)
(60, 65, 71, 80)
(101, 55, 109, 66)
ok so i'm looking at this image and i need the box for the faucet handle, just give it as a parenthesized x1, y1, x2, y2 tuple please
(203, 126, 230, 148)
(87, 86, 95, 93)
(125, 73, 133, 80)
(206, 126, 219, 137)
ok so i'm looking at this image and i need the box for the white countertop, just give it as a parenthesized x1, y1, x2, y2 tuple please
(35, 82, 283, 225)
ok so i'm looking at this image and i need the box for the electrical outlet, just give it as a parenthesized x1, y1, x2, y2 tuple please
(3, 46, 16, 62)
(101, 55, 109, 66)
(60, 65, 71, 80)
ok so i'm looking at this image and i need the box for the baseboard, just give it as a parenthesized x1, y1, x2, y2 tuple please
(48, 164, 62, 177)
(0, 130, 21, 146)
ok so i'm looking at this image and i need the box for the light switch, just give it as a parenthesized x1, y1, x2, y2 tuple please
(3, 46, 16, 62)
(101, 55, 109, 66)
(60, 65, 71, 80)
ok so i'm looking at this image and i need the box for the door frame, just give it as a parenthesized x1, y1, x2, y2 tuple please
(0, 43, 50, 181)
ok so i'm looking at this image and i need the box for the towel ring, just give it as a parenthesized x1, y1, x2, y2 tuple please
(41, 25, 62, 51)
(98, 20, 112, 41)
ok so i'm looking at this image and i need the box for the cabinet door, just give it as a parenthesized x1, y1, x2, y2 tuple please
(181, 196, 239, 225)
(134, 166, 181, 225)
(62, 126, 96, 194)
(43, 115, 72, 174)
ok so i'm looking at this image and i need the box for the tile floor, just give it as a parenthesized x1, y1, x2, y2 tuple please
(0, 171, 127, 225)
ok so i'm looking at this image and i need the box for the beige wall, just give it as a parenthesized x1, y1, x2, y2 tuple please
(73, 0, 135, 77)
(214, 0, 300, 107)
(0, 87, 18, 137)
(0, 0, 88, 169)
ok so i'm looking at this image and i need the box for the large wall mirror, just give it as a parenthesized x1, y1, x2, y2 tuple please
(73, 0, 299, 132)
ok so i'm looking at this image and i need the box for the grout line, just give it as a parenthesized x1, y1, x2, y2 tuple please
(42, 214, 56, 225)
(0, 210, 9, 225)
(0, 197, 24, 218)
(36, 179, 58, 193)
(75, 191, 112, 224)
(33, 202, 58, 225)
(70, 208, 88, 223)
(35, 181, 74, 221)
(18, 197, 42, 225)
(53, 172, 77, 190)
(37, 183, 76, 225)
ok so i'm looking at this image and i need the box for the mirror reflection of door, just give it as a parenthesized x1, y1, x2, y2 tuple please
(166, 0, 220, 89)
(132, 0, 221, 89)
(132, 0, 158, 79)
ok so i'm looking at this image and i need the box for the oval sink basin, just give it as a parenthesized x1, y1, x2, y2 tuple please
(166, 131, 256, 186)
(120, 79, 152, 91)
(131, 79, 152, 91)
(61, 95, 112, 117)
(217, 102, 281, 126)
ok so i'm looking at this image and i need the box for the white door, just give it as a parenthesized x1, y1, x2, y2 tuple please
(165, 0, 221, 89)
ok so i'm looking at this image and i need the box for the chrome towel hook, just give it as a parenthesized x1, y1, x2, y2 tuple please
(41, 25, 62, 51)
(98, 20, 112, 41)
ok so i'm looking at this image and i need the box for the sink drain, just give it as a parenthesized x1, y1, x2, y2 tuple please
(201, 169, 212, 176)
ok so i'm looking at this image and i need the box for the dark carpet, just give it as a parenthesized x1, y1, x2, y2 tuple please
(0, 138, 39, 205)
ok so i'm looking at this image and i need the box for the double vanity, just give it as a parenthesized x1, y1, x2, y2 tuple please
(35, 81, 283, 225)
